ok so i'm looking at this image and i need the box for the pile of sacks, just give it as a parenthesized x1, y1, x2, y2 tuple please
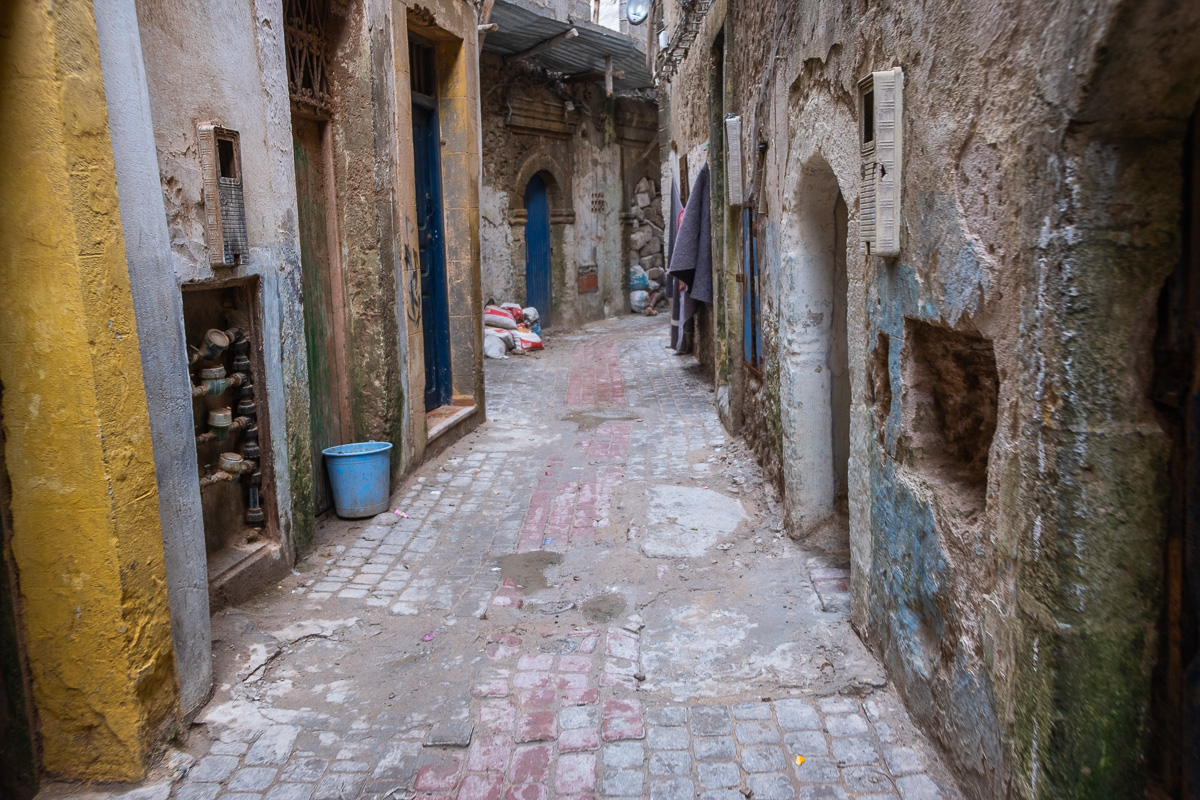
(630, 265, 668, 315)
(483, 303, 543, 359)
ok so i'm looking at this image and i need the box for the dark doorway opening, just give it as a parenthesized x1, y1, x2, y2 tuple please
(1151, 98, 1200, 800)
(0, 385, 38, 798)
(524, 174, 552, 326)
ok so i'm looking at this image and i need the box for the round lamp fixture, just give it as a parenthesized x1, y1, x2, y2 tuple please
(627, 0, 649, 25)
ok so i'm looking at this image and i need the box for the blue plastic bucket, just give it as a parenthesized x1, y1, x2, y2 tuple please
(322, 441, 393, 518)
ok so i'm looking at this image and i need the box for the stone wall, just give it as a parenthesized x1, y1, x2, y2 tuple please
(658, 0, 1200, 796)
(479, 53, 658, 328)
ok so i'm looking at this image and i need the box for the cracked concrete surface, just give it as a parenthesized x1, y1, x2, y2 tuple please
(132, 316, 961, 800)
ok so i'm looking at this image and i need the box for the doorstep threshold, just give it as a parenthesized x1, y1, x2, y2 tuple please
(427, 403, 477, 444)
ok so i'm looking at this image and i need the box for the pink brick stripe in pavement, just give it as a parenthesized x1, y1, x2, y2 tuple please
(565, 340, 625, 406)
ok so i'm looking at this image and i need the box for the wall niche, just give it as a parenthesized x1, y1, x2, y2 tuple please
(898, 318, 998, 514)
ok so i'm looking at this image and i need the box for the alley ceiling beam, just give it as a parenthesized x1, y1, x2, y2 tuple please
(563, 68, 625, 83)
(505, 28, 578, 64)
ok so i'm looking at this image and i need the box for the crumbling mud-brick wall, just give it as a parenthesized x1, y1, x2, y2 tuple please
(659, 0, 1200, 796)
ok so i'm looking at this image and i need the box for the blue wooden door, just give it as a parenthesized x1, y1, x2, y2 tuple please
(413, 101, 451, 411)
(524, 175, 551, 324)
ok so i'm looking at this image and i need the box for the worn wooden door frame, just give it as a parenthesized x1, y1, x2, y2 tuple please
(293, 113, 352, 514)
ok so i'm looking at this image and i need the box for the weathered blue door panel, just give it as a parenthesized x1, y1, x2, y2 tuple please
(413, 102, 451, 411)
(524, 175, 551, 324)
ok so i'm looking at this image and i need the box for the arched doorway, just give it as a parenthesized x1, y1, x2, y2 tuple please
(524, 174, 552, 324)
(779, 157, 850, 546)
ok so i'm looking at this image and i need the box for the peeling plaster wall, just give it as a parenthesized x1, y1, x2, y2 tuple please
(0, 0, 180, 779)
(659, 0, 1200, 796)
(134, 0, 311, 557)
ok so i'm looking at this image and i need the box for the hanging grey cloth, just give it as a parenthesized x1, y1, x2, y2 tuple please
(667, 163, 712, 304)
(667, 163, 710, 352)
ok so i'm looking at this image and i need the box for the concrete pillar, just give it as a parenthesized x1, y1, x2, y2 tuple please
(0, 0, 180, 780)
(93, 0, 214, 718)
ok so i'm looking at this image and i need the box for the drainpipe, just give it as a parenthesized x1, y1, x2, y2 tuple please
(191, 365, 247, 397)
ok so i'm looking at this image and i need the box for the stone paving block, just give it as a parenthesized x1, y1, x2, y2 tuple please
(457, 773, 504, 800)
(649, 777, 695, 800)
(830, 736, 880, 765)
(697, 761, 742, 788)
(690, 706, 732, 736)
(209, 741, 250, 756)
(732, 701, 773, 720)
(519, 689, 556, 707)
(373, 740, 422, 779)
(647, 706, 688, 727)
(646, 725, 691, 750)
(282, 758, 328, 782)
(693, 735, 737, 761)
(510, 744, 552, 783)
(784, 730, 830, 757)
(427, 721, 475, 747)
(413, 754, 466, 792)
(558, 727, 601, 752)
(603, 741, 646, 768)
(515, 711, 557, 742)
(330, 759, 370, 772)
(747, 772, 797, 800)
(221, 793, 263, 800)
(467, 736, 513, 772)
(602, 769, 645, 796)
(175, 785, 221, 800)
(700, 791, 749, 800)
(736, 721, 781, 746)
(263, 785, 314, 800)
(478, 700, 515, 731)
(602, 714, 645, 742)
(792, 757, 841, 783)
(650, 750, 693, 775)
(188, 755, 240, 782)
(741, 746, 788, 772)
(775, 699, 822, 731)
(504, 783, 548, 800)
(884, 746, 925, 776)
(896, 773, 944, 800)
(797, 785, 849, 800)
(228, 767, 279, 792)
(842, 766, 895, 793)
(558, 655, 592, 672)
(555, 752, 597, 794)
(314, 772, 367, 800)
(823, 714, 869, 737)
(559, 705, 599, 729)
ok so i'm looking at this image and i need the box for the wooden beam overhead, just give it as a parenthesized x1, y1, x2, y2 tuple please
(563, 68, 626, 83)
(504, 27, 579, 64)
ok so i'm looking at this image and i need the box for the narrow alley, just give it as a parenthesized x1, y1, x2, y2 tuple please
(173, 317, 960, 800)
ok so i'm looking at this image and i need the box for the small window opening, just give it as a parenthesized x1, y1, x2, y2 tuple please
(217, 139, 238, 180)
(410, 40, 437, 98)
(862, 88, 875, 144)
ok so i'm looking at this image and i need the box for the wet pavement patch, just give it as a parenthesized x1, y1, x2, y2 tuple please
(497, 551, 563, 591)
(581, 592, 627, 622)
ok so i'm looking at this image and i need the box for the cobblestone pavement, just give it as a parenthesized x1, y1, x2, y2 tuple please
(162, 316, 963, 800)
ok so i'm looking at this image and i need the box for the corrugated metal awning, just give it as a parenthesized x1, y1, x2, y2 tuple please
(483, 0, 653, 92)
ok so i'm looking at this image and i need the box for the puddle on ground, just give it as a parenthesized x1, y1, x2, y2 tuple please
(581, 592, 627, 623)
(560, 409, 641, 432)
(497, 551, 563, 592)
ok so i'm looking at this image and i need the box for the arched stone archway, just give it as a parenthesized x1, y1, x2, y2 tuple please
(777, 154, 850, 540)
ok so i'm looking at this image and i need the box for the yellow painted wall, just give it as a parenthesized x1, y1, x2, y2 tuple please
(0, 0, 179, 782)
